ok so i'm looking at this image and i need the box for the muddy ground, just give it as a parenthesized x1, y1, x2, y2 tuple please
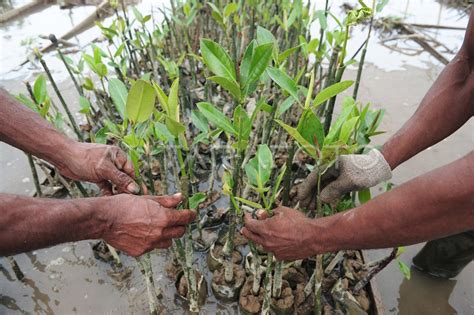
(0, 0, 473, 314)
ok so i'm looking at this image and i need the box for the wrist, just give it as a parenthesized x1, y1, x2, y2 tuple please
(46, 135, 79, 171)
(380, 142, 399, 170)
(306, 216, 335, 255)
(70, 197, 112, 240)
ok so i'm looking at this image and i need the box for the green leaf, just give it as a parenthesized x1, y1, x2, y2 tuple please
(154, 121, 174, 142)
(189, 192, 207, 209)
(276, 96, 296, 117)
(278, 44, 302, 64)
(209, 76, 241, 100)
(397, 260, 411, 280)
(33, 74, 47, 104)
(200, 39, 236, 81)
(233, 105, 252, 141)
(123, 133, 144, 148)
(239, 40, 255, 88)
(358, 188, 371, 204)
(165, 116, 185, 137)
(244, 43, 273, 92)
(152, 81, 169, 114)
(271, 163, 287, 204)
(287, 0, 302, 29)
(224, 3, 238, 18)
(108, 78, 127, 119)
(275, 119, 317, 157)
(326, 97, 356, 143)
(235, 197, 263, 209)
(267, 67, 299, 102)
(313, 80, 354, 108)
(126, 79, 156, 123)
(256, 26, 277, 45)
(244, 145, 273, 190)
(16, 93, 37, 112)
(339, 116, 359, 143)
(79, 96, 91, 114)
(191, 110, 208, 133)
(96, 63, 108, 78)
(315, 10, 328, 30)
(297, 109, 325, 148)
(197, 102, 236, 135)
(168, 78, 180, 121)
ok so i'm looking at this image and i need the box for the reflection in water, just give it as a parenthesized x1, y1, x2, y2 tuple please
(0, 294, 23, 313)
(397, 268, 456, 315)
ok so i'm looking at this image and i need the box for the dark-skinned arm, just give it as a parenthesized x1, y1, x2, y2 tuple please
(242, 152, 474, 261)
(0, 193, 195, 257)
(0, 88, 138, 194)
(381, 9, 474, 169)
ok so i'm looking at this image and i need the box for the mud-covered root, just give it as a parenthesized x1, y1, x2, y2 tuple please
(207, 243, 243, 272)
(175, 270, 207, 307)
(239, 277, 265, 315)
(211, 264, 246, 302)
(270, 280, 294, 315)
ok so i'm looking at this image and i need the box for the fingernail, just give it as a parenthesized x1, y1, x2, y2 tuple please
(127, 182, 140, 194)
(173, 192, 182, 199)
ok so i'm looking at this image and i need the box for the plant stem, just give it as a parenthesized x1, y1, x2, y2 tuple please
(353, 0, 376, 101)
(261, 252, 274, 315)
(38, 58, 83, 141)
(26, 153, 42, 197)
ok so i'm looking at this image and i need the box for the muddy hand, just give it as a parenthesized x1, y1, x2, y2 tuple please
(241, 207, 319, 261)
(297, 164, 339, 210)
(102, 193, 196, 256)
(320, 149, 392, 204)
(58, 142, 140, 195)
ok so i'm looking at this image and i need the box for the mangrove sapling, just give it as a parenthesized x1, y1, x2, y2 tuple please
(238, 144, 288, 314)
(34, 50, 83, 141)
(198, 37, 273, 291)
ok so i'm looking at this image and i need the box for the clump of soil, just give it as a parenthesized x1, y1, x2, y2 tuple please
(282, 267, 308, 289)
(211, 264, 246, 302)
(271, 280, 294, 314)
(207, 244, 243, 271)
(293, 283, 315, 315)
(239, 277, 265, 314)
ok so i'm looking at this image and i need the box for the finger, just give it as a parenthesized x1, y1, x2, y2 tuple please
(146, 193, 183, 208)
(102, 162, 140, 194)
(164, 209, 197, 226)
(320, 180, 345, 204)
(161, 226, 186, 239)
(114, 148, 136, 179)
(244, 212, 264, 233)
(97, 181, 113, 196)
(240, 227, 266, 246)
(297, 168, 319, 202)
(256, 209, 270, 220)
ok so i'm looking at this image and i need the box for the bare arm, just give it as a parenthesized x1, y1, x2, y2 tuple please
(381, 9, 474, 169)
(243, 152, 474, 260)
(0, 88, 138, 194)
(0, 193, 195, 257)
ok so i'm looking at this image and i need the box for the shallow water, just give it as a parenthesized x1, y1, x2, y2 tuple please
(0, 1, 473, 314)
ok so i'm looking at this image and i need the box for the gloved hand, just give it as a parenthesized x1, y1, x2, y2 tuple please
(297, 149, 392, 207)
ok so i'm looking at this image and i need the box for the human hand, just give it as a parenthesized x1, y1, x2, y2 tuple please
(101, 193, 196, 256)
(241, 206, 321, 261)
(59, 142, 140, 195)
(298, 149, 392, 206)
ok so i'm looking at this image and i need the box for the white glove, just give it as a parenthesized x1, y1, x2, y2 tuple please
(320, 149, 392, 203)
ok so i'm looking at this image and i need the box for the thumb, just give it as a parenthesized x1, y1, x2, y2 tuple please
(102, 162, 140, 194)
(320, 175, 351, 204)
(146, 193, 183, 208)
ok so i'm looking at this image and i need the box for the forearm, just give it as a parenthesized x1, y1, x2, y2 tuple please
(0, 194, 109, 256)
(0, 88, 77, 170)
(314, 151, 474, 252)
(381, 13, 474, 169)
